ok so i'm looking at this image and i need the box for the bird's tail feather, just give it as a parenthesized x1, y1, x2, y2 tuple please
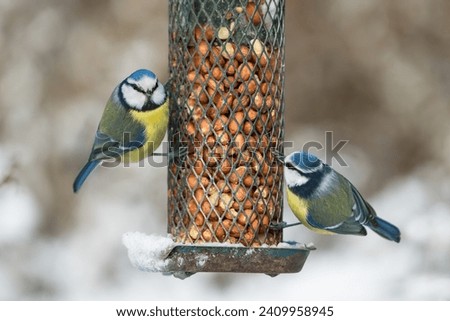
(369, 217, 401, 243)
(73, 160, 100, 193)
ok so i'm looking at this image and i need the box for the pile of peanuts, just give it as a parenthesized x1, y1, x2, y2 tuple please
(169, 1, 283, 246)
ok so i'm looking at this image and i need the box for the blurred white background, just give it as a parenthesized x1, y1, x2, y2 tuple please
(0, 0, 449, 300)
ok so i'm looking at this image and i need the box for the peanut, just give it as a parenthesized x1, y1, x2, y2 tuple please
(222, 43, 235, 60)
(235, 185, 247, 202)
(201, 200, 212, 214)
(198, 40, 209, 56)
(235, 45, 250, 63)
(212, 67, 222, 80)
(186, 122, 195, 135)
(189, 225, 200, 240)
(195, 213, 205, 226)
(218, 27, 230, 40)
(250, 39, 264, 57)
(218, 193, 233, 212)
(213, 222, 226, 240)
(243, 175, 254, 187)
(193, 160, 203, 175)
(246, 2, 262, 25)
(195, 188, 205, 203)
(202, 228, 213, 241)
(228, 111, 244, 134)
(209, 46, 225, 66)
(229, 166, 246, 184)
(235, 133, 245, 149)
(237, 62, 253, 81)
(243, 121, 252, 135)
(217, 180, 231, 193)
(188, 198, 198, 216)
(187, 174, 198, 189)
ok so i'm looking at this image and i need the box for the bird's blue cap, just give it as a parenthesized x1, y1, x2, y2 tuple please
(290, 152, 322, 170)
(128, 69, 156, 81)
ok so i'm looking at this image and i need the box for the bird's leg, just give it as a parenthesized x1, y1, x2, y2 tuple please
(153, 146, 188, 163)
(270, 221, 303, 230)
(271, 148, 285, 164)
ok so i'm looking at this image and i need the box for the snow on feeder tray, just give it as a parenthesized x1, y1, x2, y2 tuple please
(124, 0, 313, 278)
(123, 233, 314, 279)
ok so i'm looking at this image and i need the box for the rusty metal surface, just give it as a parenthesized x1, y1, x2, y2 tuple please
(164, 244, 313, 276)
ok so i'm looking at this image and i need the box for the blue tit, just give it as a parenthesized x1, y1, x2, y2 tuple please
(73, 69, 169, 193)
(284, 151, 401, 242)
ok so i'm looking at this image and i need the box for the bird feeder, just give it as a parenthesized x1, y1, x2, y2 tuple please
(165, 0, 311, 276)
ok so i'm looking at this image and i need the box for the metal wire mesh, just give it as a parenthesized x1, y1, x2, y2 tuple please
(168, 0, 285, 246)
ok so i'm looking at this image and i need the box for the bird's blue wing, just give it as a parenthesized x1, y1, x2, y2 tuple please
(350, 182, 401, 242)
(306, 213, 367, 235)
(88, 128, 146, 161)
(305, 182, 368, 236)
(350, 183, 376, 224)
(304, 214, 327, 230)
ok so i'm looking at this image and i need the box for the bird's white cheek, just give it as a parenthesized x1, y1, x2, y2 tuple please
(121, 84, 146, 110)
(151, 84, 166, 105)
(285, 169, 309, 187)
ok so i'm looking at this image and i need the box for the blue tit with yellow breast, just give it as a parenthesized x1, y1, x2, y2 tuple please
(73, 69, 169, 193)
(284, 151, 400, 242)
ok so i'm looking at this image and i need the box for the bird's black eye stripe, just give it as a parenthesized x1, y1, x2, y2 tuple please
(133, 84, 145, 93)
(286, 163, 296, 170)
(148, 80, 158, 95)
(124, 79, 159, 97)
(286, 162, 307, 175)
(127, 82, 145, 94)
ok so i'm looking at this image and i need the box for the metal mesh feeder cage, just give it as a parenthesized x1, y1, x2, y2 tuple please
(165, 0, 312, 276)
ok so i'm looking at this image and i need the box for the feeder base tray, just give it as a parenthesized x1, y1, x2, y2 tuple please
(163, 243, 314, 278)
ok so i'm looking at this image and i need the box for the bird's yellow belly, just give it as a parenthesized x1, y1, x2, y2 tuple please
(286, 188, 335, 235)
(287, 189, 309, 224)
(124, 138, 162, 162)
(125, 101, 169, 162)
